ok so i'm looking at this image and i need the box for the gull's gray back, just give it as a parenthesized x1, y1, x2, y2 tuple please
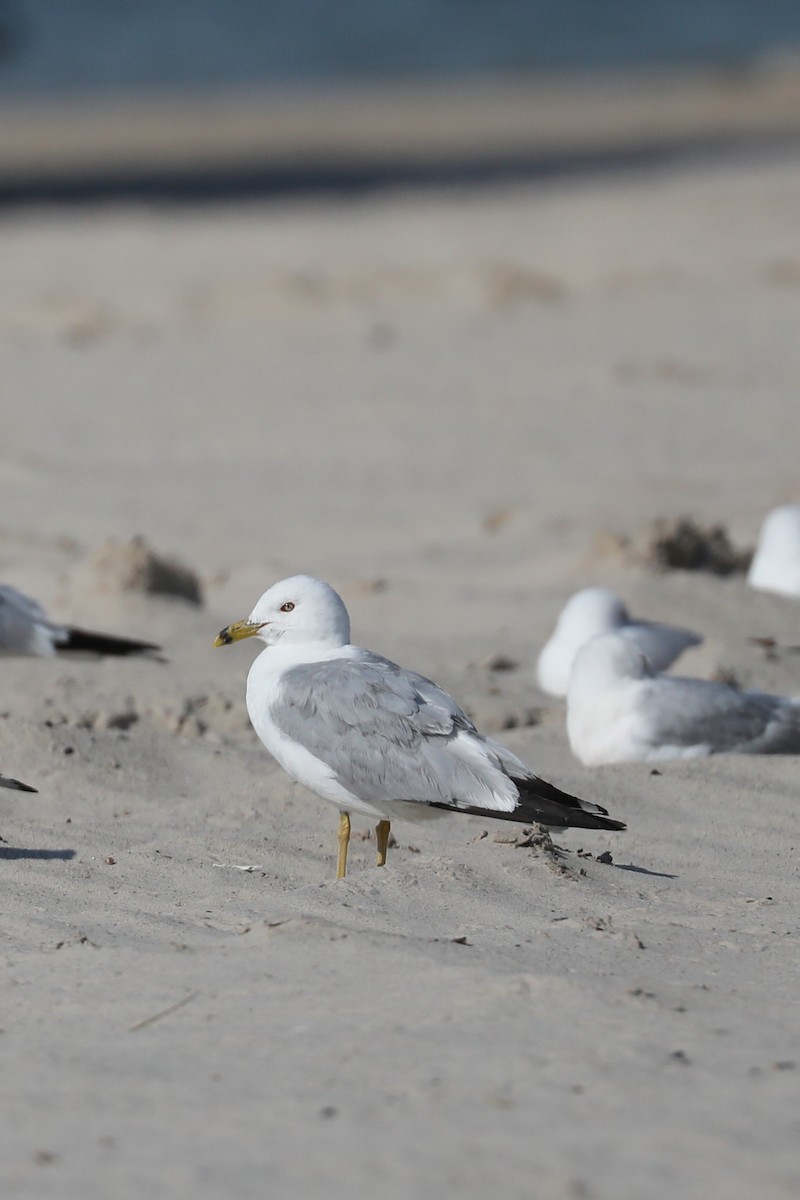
(271, 651, 529, 808)
(622, 622, 702, 673)
(638, 676, 800, 754)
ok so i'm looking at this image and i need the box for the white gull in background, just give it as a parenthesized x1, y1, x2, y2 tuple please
(748, 505, 800, 598)
(0, 584, 161, 658)
(567, 632, 800, 765)
(536, 586, 702, 697)
(215, 575, 625, 878)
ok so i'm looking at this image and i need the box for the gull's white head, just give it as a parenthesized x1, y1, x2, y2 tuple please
(556, 587, 630, 638)
(215, 575, 351, 650)
(748, 505, 800, 597)
(537, 587, 631, 696)
(569, 631, 653, 700)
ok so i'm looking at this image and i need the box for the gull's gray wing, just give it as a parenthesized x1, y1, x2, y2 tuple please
(637, 677, 800, 753)
(622, 622, 702, 673)
(272, 652, 500, 808)
(0, 585, 60, 655)
(270, 652, 625, 831)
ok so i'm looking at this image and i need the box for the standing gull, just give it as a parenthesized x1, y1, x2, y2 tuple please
(748, 505, 800, 598)
(0, 584, 161, 658)
(567, 632, 800, 765)
(215, 575, 625, 879)
(537, 586, 702, 697)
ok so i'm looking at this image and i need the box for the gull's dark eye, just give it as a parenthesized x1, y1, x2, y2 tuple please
(279, 601, 295, 613)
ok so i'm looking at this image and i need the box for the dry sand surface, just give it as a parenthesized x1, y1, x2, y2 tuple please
(2, 147, 800, 1198)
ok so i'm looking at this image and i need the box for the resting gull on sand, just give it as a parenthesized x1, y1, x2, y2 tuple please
(567, 632, 800, 765)
(748, 505, 800, 599)
(537, 586, 702, 697)
(0, 584, 161, 658)
(215, 575, 625, 878)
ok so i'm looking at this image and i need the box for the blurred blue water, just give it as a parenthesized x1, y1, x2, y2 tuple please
(0, 0, 799, 96)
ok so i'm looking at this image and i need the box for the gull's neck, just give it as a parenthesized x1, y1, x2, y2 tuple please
(252, 639, 352, 675)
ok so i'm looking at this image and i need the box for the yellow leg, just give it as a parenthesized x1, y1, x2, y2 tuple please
(337, 811, 351, 880)
(376, 819, 391, 867)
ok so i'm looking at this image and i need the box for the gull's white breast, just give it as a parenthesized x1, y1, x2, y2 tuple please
(246, 647, 390, 820)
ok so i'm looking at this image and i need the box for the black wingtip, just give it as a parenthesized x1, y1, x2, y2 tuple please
(588, 815, 626, 832)
(59, 627, 163, 659)
(515, 774, 626, 830)
(429, 773, 626, 832)
(1, 777, 38, 793)
(511, 795, 626, 832)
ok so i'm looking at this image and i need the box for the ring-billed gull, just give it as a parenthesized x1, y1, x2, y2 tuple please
(215, 576, 625, 878)
(537, 587, 702, 697)
(0, 585, 161, 658)
(0, 772, 36, 792)
(748, 505, 800, 598)
(567, 632, 800, 765)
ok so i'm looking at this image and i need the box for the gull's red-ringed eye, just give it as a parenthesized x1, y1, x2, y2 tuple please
(280, 601, 295, 613)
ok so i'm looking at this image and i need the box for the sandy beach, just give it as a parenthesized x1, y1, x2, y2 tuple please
(2, 121, 800, 1197)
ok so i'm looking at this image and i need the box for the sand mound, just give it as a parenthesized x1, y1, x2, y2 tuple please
(598, 516, 753, 575)
(89, 536, 203, 605)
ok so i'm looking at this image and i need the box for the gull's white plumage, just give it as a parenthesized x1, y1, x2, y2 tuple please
(217, 575, 624, 875)
(567, 632, 800, 765)
(748, 505, 800, 598)
(537, 586, 702, 697)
